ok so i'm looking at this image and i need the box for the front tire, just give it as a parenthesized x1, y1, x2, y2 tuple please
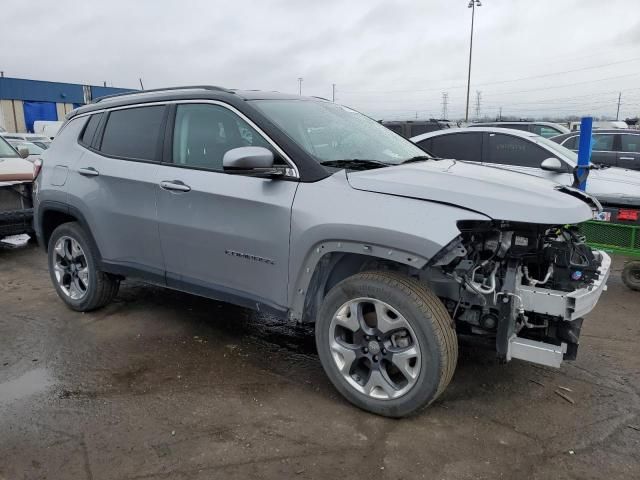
(315, 271, 457, 417)
(622, 260, 640, 291)
(48, 222, 119, 311)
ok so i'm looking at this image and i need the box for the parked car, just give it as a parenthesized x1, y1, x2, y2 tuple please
(412, 127, 640, 208)
(6, 140, 45, 161)
(382, 119, 456, 138)
(1, 133, 52, 149)
(468, 121, 570, 138)
(550, 129, 640, 170)
(568, 120, 629, 131)
(0, 136, 35, 241)
(35, 86, 610, 417)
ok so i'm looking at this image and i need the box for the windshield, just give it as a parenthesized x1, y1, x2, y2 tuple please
(0, 136, 19, 158)
(251, 99, 430, 165)
(536, 137, 577, 166)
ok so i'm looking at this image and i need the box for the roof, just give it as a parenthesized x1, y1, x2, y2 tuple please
(68, 86, 313, 119)
(410, 126, 538, 143)
(550, 129, 640, 140)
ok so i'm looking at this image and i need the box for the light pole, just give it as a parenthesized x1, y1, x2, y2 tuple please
(465, 0, 482, 123)
(298, 77, 303, 96)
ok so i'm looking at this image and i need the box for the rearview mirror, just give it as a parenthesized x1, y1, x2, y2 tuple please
(540, 157, 564, 172)
(223, 146, 284, 176)
(18, 147, 29, 159)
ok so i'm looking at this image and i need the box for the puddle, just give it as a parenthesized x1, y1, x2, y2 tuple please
(0, 368, 53, 405)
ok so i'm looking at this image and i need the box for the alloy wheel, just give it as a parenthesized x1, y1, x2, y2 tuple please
(53, 236, 89, 300)
(328, 297, 421, 400)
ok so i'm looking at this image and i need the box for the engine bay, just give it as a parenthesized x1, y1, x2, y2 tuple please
(423, 220, 606, 363)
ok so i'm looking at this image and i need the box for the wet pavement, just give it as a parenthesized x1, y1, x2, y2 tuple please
(1, 243, 639, 479)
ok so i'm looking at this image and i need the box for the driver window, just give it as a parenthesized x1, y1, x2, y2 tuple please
(172, 104, 272, 171)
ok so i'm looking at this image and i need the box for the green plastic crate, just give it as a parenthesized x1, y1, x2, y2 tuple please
(580, 221, 640, 257)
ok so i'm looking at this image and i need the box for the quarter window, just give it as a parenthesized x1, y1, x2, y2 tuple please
(172, 104, 271, 171)
(486, 133, 550, 167)
(99, 106, 165, 161)
(620, 134, 640, 153)
(79, 113, 103, 147)
(423, 132, 482, 162)
(561, 136, 579, 150)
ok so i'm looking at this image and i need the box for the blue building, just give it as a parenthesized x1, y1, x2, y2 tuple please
(0, 77, 134, 133)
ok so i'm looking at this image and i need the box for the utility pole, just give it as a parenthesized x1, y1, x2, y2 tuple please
(616, 91, 622, 120)
(475, 90, 482, 119)
(332, 83, 336, 102)
(465, 0, 482, 123)
(298, 77, 303, 96)
(499, 106, 502, 121)
(441, 92, 449, 119)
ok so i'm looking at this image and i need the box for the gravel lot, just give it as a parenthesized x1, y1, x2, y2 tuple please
(1, 243, 639, 479)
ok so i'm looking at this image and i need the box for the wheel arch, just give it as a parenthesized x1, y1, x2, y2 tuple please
(37, 201, 103, 264)
(289, 240, 429, 323)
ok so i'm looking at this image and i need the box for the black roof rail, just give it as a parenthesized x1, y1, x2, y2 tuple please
(91, 85, 233, 104)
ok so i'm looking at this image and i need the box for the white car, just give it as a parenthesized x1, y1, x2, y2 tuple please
(411, 127, 640, 208)
(0, 136, 34, 241)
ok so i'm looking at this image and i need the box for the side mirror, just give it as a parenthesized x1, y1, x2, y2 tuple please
(223, 146, 283, 176)
(540, 157, 564, 172)
(18, 147, 30, 159)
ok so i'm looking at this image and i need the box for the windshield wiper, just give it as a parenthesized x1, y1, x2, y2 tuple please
(399, 155, 435, 164)
(319, 159, 390, 170)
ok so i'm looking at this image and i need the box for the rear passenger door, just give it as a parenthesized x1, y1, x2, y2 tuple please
(415, 132, 482, 163)
(617, 133, 640, 170)
(155, 102, 298, 309)
(67, 106, 167, 282)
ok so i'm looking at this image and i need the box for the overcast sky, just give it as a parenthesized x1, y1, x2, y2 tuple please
(3, 0, 639, 120)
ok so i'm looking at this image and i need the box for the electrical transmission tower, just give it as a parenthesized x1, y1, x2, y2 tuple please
(475, 90, 482, 119)
(441, 92, 449, 119)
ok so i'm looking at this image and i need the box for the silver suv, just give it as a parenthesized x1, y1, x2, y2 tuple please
(34, 86, 611, 417)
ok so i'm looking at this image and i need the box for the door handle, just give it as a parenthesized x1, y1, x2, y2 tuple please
(160, 180, 191, 192)
(78, 167, 99, 177)
(620, 156, 634, 161)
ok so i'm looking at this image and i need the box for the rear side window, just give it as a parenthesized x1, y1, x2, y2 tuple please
(620, 134, 640, 153)
(425, 133, 482, 162)
(99, 106, 165, 161)
(486, 133, 550, 167)
(531, 125, 562, 138)
(79, 113, 103, 147)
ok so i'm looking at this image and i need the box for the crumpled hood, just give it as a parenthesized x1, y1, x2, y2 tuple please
(347, 159, 594, 224)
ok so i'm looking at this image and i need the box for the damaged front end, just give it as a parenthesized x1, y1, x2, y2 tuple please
(422, 220, 611, 368)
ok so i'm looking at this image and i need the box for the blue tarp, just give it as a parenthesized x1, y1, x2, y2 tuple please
(23, 101, 58, 133)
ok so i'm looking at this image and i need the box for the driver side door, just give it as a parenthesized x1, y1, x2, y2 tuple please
(155, 102, 299, 310)
(482, 132, 573, 187)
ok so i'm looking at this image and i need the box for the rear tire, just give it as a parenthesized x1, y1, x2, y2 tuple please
(622, 261, 640, 291)
(315, 271, 457, 417)
(48, 222, 119, 311)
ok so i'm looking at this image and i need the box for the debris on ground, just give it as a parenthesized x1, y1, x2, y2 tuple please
(555, 390, 576, 404)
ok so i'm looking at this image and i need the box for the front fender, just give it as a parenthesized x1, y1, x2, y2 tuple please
(288, 172, 489, 318)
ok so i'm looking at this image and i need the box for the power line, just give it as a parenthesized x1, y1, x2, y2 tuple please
(339, 57, 640, 96)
